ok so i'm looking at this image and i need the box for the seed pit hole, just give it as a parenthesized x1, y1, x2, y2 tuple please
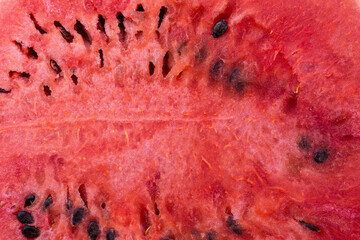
(78, 184, 88, 207)
(149, 61, 155, 76)
(66, 186, 73, 210)
(49, 59, 63, 78)
(116, 12, 127, 43)
(43, 85, 51, 96)
(74, 20, 92, 47)
(29, 13, 47, 34)
(44, 194, 53, 209)
(99, 49, 104, 68)
(97, 14, 109, 42)
(139, 205, 151, 235)
(54, 21, 74, 43)
(136, 4, 144, 11)
(162, 51, 173, 78)
(71, 74, 78, 85)
(9, 71, 30, 80)
(13, 41, 38, 59)
(101, 203, 106, 209)
(157, 6, 167, 28)
(135, 31, 143, 40)
(154, 202, 160, 215)
(0, 88, 11, 94)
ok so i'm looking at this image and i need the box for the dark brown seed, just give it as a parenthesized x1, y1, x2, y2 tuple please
(106, 229, 116, 240)
(29, 13, 47, 34)
(116, 12, 126, 43)
(229, 68, 246, 92)
(50, 59, 62, 74)
(88, 221, 100, 240)
(43, 85, 51, 96)
(71, 74, 78, 85)
(136, 4, 144, 12)
(25, 194, 36, 207)
(212, 20, 228, 38)
(44, 194, 53, 209)
(72, 208, 85, 226)
(226, 216, 242, 235)
(0, 88, 11, 94)
(97, 15, 109, 42)
(54, 21, 74, 43)
(99, 49, 104, 68)
(74, 20, 92, 47)
(149, 61, 155, 76)
(17, 211, 34, 224)
(299, 220, 320, 232)
(314, 149, 329, 163)
(22, 226, 40, 238)
(157, 6, 167, 28)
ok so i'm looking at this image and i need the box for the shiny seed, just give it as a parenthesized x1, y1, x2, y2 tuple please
(212, 20, 228, 38)
(25, 194, 36, 207)
(72, 208, 85, 226)
(88, 221, 100, 240)
(314, 149, 329, 163)
(17, 211, 34, 224)
(22, 226, 40, 238)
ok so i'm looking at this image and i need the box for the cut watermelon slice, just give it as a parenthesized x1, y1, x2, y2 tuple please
(0, 0, 360, 239)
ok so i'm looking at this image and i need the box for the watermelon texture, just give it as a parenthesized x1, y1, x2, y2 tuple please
(0, 0, 360, 239)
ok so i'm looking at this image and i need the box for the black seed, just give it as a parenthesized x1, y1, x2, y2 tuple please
(9, 71, 30, 79)
(229, 68, 246, 92)
(212, 20, 228, 38)
(99, 49, 104, 68)
(54, 21, 74, 43)
(71, 74, 78, 85)
(43, 85, 51, 96)
(106, 229, 116, 240)
(66, 187, 73, 210)
(25, 194, 36, 207)
(74, 20, 92, 47)
(136, 4, 144, 12)
(97, 15, 109, 42)
(226, 216, 242, 235)
(17, 211, 34, 224)
(72, 207, 85, 226)
(29, 13, 47, 34)
(0, 88, 11, 94)
(298, 136, 311, 150)
(299, 220, 320, 232)
(88, 221, 100, 240)
(149, 61, 155, 76)
(116, 12, 126, 43)
(154, 202, 160, 215)
(27, 47, 38, 59)
(157, 6, 167, 28)
(44, 194, 53, 209)
(22, 226, 40, 238)
(50, 59, 62, 74)
(314, 149, 329, 163)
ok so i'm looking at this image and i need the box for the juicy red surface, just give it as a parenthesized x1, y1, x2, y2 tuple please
(0, 0, 360, 239)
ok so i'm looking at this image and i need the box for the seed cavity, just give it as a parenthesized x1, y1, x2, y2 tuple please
(226, 216, 242, 235)
(154, 202, 160, 215)
(157, 6, 167, 28)
(136, 4, 144, 12)
(13, 41, 38, 59)
(29, 13, 47, 34)
(299, 220, 320, 232)
(88, 221, 100, 240)
(22, 226, 40, 238)
(229, 68, 246, 92)
(0, 88, 11, 94)
(54, 21, 74, 43)
(43, 85, 51, 96)
(25, 194, 36, 207)
(298, 136, 311, 150)
(72, 207, 85, 226)
(66, 186, 73, 210)
(17, 211, 34, 224)
(139, 206, 151, 235)
(97, 15, 109, 42)
(9, 71, 30, 79)
(212, 20, 228, 38)
(162, 51, 173, 77)
(78, 184, 88, 207)
(314, 149, 329, 163)
(207, 232, 217, 240)
(44, 194, 53, 209)
(116, 12, 127, 43)
(49, 59, 62, 75)
(149, 61, 155, 76)
(99, 49, 104, 68)
(106, 229, 116, 240)
(71, 74, 78, 85)
(210, 60, 224, 81)
(74, 20, 92, 47)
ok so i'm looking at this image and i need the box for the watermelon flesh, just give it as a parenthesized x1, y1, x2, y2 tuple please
(1, 0, 360, 239)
